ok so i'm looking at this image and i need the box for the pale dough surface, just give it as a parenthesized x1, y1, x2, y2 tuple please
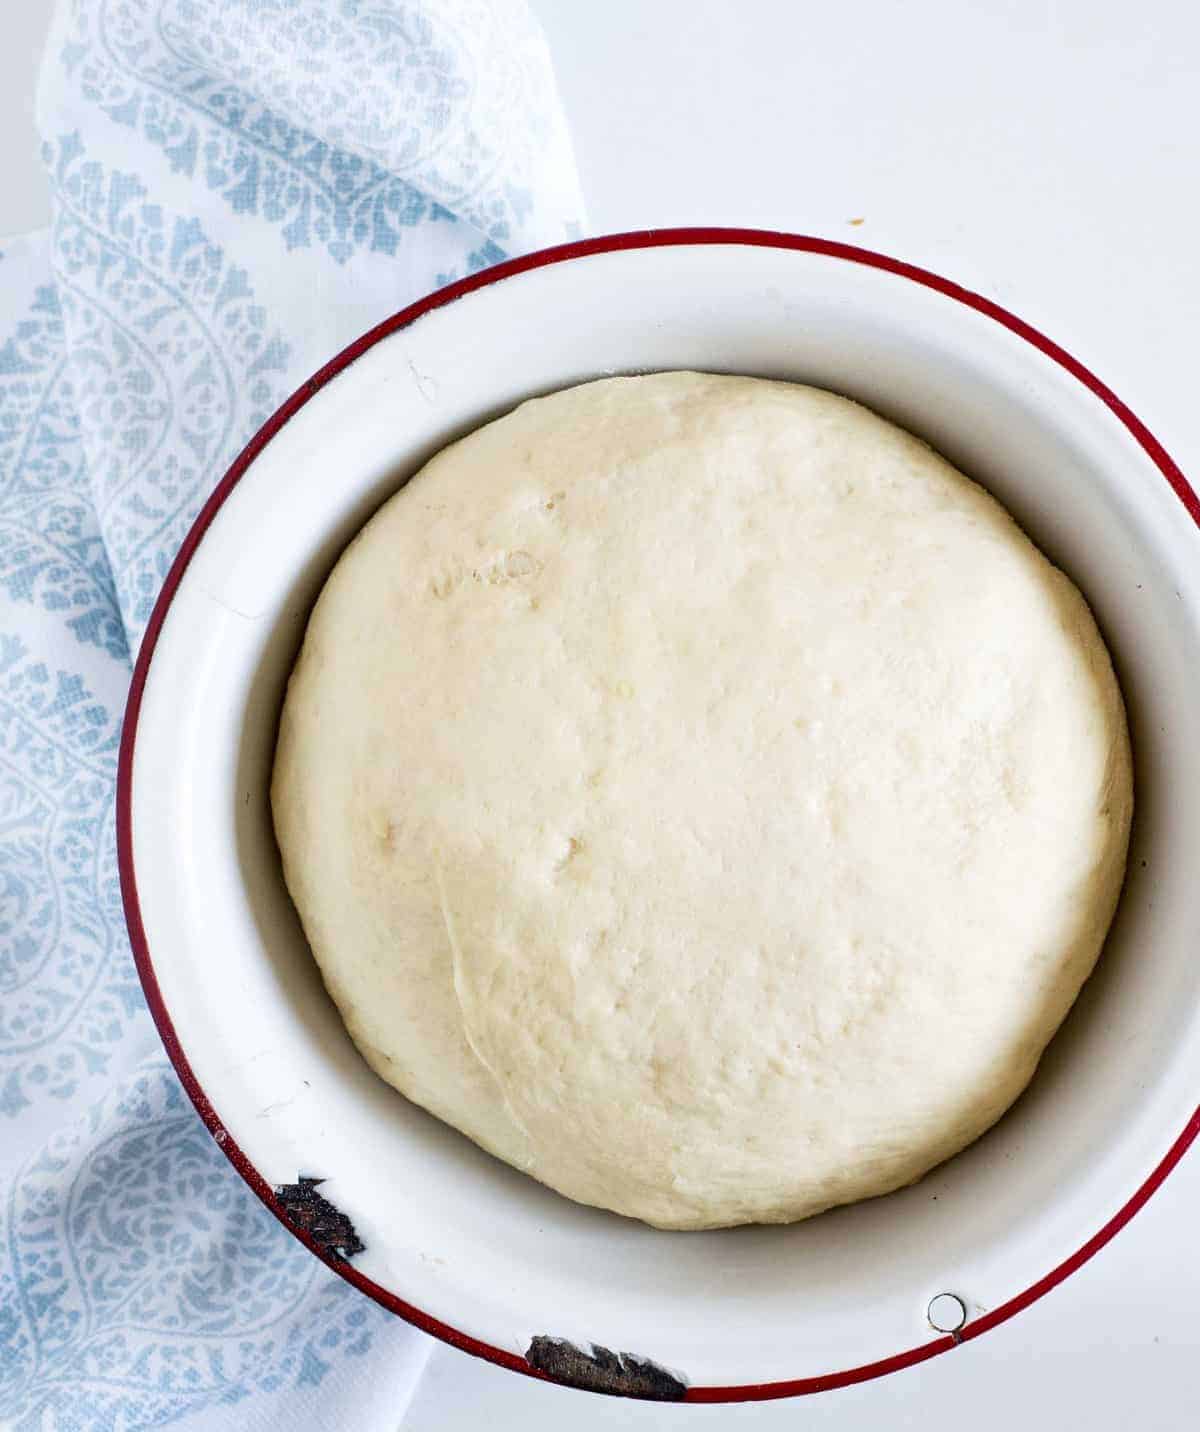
(272, 372, 1132, 1230)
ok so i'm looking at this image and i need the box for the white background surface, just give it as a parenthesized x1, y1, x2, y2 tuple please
(5, 2, 1199, 1427)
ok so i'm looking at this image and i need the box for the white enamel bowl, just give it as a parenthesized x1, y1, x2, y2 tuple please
(118, 230, 1200, 1402)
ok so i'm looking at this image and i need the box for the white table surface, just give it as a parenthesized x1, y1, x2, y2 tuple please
(6, 2, 1199, 1427)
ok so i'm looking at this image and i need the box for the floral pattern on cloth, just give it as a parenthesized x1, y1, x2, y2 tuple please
(1, 1, 584, 1425)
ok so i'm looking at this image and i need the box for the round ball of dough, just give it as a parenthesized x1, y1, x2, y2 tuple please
(272, 372, 1132, 1230)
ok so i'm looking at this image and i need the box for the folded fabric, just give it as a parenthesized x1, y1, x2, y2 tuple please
(0, 3, 584, 1426)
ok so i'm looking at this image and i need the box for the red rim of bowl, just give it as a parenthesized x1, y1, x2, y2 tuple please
(117, 227, 1200, 1402)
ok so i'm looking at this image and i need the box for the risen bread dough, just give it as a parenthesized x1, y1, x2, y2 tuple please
(273, 372, 1132, 1230)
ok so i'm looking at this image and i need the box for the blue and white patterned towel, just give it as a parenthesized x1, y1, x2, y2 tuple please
(0, 3, 584, 1426)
